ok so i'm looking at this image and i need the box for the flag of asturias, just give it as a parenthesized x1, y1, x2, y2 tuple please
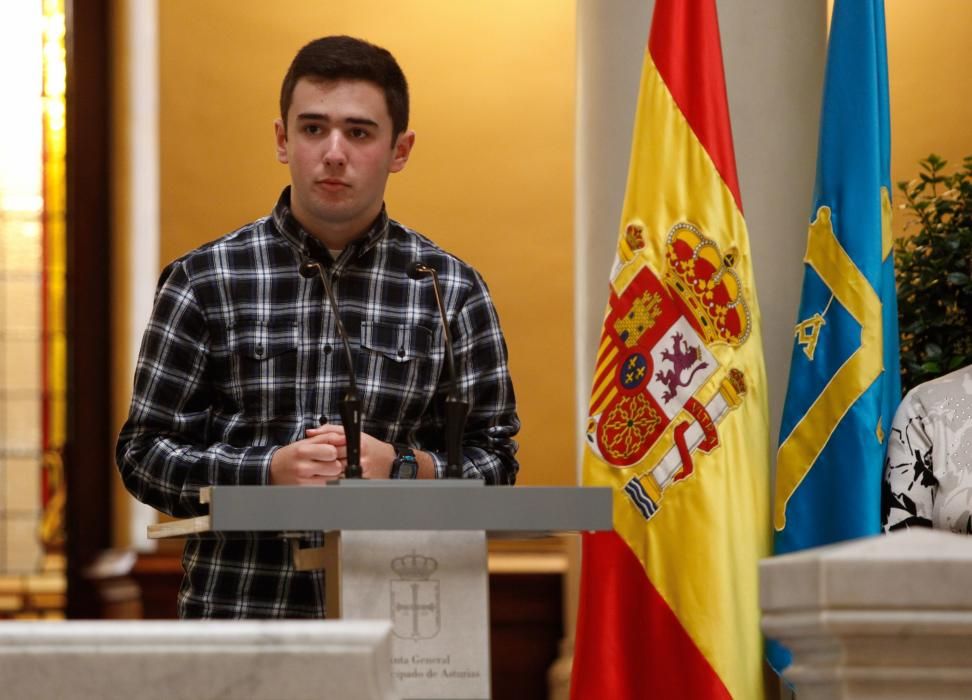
(571, 1, 770, 698)
(770, 0, 899, 672)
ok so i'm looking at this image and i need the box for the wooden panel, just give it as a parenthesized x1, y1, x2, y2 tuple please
(64, 0, 113, 619)
(490, 573, 563, 700)
(129, 550, 182, 621)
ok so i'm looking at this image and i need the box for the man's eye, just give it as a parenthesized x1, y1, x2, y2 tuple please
(303, 124, 322, 135)
(349, 128, 370, 139)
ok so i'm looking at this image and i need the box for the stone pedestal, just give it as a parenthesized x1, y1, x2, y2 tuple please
(761, 529, 972, 700)
(0, 620, 397, 700)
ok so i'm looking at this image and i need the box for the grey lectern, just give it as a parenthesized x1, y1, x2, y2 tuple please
(149, 481, 612, 700)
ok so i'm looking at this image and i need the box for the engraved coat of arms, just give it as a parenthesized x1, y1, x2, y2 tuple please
(390, 552, 440, 641)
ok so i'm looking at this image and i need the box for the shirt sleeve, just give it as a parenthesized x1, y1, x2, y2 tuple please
(116, 261, 277, 518)
(882, 391, 937, 532)
(417, 271, 520, 484)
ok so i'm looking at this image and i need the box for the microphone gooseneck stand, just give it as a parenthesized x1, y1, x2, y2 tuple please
(299, 258, 362, 479)
(406, 261, 468, 479)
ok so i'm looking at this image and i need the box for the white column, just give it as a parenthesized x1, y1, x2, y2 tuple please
(122, 0, 160, 552)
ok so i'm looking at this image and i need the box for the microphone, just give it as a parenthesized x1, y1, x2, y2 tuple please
(407, 260, 467, 479)
(300, 256, 362, 479)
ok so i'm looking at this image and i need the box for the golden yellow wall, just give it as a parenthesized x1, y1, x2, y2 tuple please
(887, 1, 972, 235)
(155, 1, 577, 486)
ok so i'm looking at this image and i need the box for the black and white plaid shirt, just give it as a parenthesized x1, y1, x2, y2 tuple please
(117, 188, 519, 618)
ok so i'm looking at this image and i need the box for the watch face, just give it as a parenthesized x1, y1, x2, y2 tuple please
(393, 446, 418, 479)
(398, 459, 418, 479)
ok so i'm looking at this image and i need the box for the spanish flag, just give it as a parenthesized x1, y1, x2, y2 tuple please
(571, 2, 770, 698)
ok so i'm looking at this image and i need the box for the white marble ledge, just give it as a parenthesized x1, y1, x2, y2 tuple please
(0, 620, 398, 700)
(761, 528, 972, 612)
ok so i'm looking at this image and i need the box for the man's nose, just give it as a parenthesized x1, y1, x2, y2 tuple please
(323, 133, 347, 167)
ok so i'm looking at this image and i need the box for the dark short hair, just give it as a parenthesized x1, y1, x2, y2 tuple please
(280, 36, 409, 140)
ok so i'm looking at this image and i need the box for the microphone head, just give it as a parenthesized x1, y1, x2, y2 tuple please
(406, 260, 425, 280)
(299, 260, 319, 279)
(407, 260, 435, 280)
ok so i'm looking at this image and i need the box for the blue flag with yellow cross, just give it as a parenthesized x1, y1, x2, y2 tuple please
(769, 0, 900, 672)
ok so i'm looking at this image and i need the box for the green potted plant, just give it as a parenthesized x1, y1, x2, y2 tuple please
(895, 154, 972, 393)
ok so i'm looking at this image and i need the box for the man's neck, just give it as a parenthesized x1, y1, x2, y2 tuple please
(307, 228, 354, 250)
(294, 208, 382, 251)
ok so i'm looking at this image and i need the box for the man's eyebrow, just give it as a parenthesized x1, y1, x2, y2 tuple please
(295, 113, 378, 128)
(345, 117, 379, 128)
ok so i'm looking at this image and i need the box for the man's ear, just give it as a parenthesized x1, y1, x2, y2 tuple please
(274, 119, 289, 164)
(389, 130, 415, 173)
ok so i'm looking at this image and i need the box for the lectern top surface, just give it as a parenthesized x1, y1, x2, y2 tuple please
(206, 483, 613, 533)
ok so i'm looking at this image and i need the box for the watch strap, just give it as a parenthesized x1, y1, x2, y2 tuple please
(390, 445, 418, 479)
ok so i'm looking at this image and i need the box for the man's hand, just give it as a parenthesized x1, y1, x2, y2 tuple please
(269, 432, 347, 485)
(305, 424, 396, 479)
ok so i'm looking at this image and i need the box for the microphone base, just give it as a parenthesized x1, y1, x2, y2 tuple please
(444, 397, 468, 480)
(340, 396, 363, 479)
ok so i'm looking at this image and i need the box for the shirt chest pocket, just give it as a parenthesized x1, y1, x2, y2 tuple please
(226, 320, 299, 419)
(357, 322, 436, 412)
(360, 322, 433, 363)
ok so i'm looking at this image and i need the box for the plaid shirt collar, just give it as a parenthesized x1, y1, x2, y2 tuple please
(270, 187, 390, 262)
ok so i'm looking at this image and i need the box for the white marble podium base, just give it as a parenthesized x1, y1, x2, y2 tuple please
(0, 620, 397, 700)
(761, 529, 972, 700)
(338, 531, 490, 700)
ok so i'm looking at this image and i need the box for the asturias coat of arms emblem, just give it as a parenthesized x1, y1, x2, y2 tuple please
(390, 552, 440, 641)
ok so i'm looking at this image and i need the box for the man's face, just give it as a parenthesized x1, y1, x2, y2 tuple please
(275, 78, 414, 245)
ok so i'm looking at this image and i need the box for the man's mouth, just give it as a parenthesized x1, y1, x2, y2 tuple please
(318, 178, 350, 189)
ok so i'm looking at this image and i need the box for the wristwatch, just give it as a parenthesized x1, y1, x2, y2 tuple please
(390, 445, 418, 479)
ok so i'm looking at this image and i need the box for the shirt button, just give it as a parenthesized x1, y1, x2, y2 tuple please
(397, 347, 406, 358)
(318, 415, 328, 425)
(324, 344, 333, 354)
(254, 344, 265, 358)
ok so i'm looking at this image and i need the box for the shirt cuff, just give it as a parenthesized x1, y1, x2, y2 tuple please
(427, 450, 447, 479)
(237, 445, 279, 485)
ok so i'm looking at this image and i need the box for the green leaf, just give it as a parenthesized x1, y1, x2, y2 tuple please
(947, 355, 966, 370)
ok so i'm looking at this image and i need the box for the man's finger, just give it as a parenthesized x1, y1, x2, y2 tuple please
(306, 424, 345, 437)
(298, 443, 342, 461)
(306, 460, 343, 477)
(301, 430, 346, 445)
(306, 430, 348, 445)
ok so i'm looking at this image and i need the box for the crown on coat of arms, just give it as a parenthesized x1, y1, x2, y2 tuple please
(663, 223, 751, 346)
(391, 553, 438, 580)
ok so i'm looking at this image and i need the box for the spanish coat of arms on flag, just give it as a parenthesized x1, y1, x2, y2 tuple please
(571, 1, 770, 698)
(586, 221, 751, 517)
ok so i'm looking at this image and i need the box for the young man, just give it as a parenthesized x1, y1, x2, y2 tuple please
(117, 36, 520, 618)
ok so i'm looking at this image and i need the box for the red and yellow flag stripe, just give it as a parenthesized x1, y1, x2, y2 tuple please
(572, 2, 770, 698)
